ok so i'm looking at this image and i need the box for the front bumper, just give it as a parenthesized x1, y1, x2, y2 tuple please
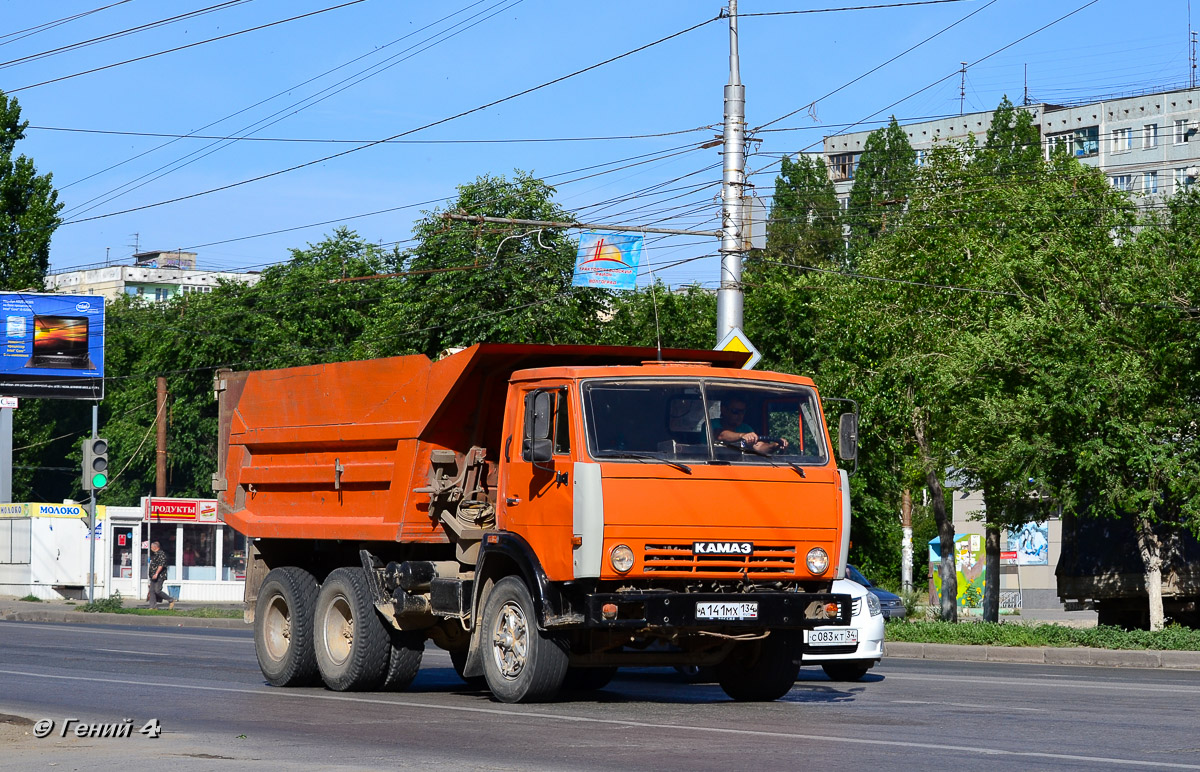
(582, 591, 853, 629)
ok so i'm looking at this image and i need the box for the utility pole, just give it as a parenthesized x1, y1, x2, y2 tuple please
(716, 0, 746, 345)
(87, 405, 98, 602)
(156, 376, 167, 497)
(959, 61, 967, 115)
(901, 490, 913, 592)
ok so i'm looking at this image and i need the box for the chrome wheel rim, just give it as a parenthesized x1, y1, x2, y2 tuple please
(490, 600, 529, 680)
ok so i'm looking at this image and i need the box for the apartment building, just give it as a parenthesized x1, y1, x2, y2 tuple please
(822, 86, 1200, 204)
(45, 250, 261, 303)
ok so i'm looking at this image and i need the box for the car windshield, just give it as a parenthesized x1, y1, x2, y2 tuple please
(846, 565, 872, 587)
(582, 378, 829, 466)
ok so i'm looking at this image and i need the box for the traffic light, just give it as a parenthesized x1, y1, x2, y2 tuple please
(82, 438, 109, 490)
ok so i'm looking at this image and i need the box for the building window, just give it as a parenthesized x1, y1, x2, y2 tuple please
(1143, 123, 1158, 148)
(1046, 133, 1071, 158)
(1142, 171, 1158, 194)
(1110, 175, 1133, 192)
(1175, 167, 1195, 192)
(1175, 119, 1191, 144)
(1072, 127, 1099, 157)
(1111, 127, 1131, 152)
(915, 150, 928, 166)
(829, 153, 860, 181)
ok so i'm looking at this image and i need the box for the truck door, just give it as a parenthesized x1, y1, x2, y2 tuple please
(501, 385, 575, 581)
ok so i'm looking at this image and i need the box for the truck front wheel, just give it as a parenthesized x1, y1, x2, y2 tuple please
(314, 567, 390, 691)
(480, 576, 568, 703)
(717, 633, 801, 701)
(254, 566, 320, 687)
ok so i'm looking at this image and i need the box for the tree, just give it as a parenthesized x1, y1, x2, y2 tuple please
(360, 172, 611, 358)
(845, 117, 915, 258)
(600, 282, 715, 350)
(0, 90, 62, 289)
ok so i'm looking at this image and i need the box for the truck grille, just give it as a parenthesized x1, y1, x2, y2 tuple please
(642, 543, 796, 575)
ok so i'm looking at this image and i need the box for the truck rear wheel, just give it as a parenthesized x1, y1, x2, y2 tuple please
(381, 630, 425, 692)
(481, 576, 568, 703)
(254, 566, 320, 687)
(717, 634, 800, 702)
(314, 567, 390, 691)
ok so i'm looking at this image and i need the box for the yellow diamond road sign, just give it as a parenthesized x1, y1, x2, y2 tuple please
(715, 327, 761, 370)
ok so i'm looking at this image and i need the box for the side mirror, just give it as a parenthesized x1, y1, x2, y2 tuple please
(523, 391, 554, 464)
(838, 413, 858, 461)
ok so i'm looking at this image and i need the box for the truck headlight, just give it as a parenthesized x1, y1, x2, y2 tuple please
(805, 547, 829, 574)
(866, 592, 882, 617)
(610, 544, 634, 573)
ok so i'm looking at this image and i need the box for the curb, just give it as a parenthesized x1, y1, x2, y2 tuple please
(886, 641, 1200, 670)
(1, 609, 248, 630)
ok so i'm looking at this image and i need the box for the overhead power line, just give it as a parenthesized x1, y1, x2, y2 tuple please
(0, 1, 136, 48)
(59, 13, 724, 226)
(0, 0, 252, 71)
(30, 124, 714, 145)
(6, 0, 369, 93)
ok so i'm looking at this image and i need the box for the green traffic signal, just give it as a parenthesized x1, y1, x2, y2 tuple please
(82, 437, 109, 491)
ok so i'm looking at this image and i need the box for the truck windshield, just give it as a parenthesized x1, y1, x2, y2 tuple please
(582, 379, 829, 466)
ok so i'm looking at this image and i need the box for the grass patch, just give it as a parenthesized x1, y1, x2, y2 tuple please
(886, 619, 1200, 651)
(18, 594, 42, 602)
(75, 592, 240, 618)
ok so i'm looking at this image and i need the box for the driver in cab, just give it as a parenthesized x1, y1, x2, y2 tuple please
(711, 397, 788, 454)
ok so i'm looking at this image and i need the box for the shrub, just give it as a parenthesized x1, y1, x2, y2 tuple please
(78, 592, 124, 613)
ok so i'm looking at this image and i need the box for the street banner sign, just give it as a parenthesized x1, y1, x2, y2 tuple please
(572, 231, 644, 290)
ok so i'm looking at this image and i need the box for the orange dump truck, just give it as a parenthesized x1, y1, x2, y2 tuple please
(215, 344, 856, 703)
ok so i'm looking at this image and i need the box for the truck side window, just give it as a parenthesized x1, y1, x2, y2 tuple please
(553, 388, 570, 455)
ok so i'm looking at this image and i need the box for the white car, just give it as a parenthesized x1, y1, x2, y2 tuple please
(802, 577, 885, 681)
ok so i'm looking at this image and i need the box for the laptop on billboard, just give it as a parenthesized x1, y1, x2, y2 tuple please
(24, 315, 97, 370)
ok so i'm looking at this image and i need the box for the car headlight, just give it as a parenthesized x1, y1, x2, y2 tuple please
(866, 592, 882, 617)
(610, 544, 634, 573)
(805, 547, 829, 574)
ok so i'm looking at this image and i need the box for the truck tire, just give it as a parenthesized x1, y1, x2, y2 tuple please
(381, 629, 425, 692)
(716, 634, 800, 702)
(480, 576, 568, 703)
(563, 666, 617, 692)
(821, 661, 870, 682)
(254, 566, 320, 687)
(313, 567, 390, 691)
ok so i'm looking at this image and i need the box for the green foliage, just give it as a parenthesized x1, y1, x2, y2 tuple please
(18, 594, 41, 602)
(359, 172, 611, 359)
(885, 620, 1200, 651)
(0, 90, 61, 290)
(845, 116, 915, 255)
(79, 592, 124, 613)
(600, 281, 715, 349)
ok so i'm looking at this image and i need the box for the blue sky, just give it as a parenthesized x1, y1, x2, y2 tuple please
(2, 0, 1195, 288)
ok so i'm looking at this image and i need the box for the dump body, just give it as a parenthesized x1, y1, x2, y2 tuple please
(218, 344, 855, 703)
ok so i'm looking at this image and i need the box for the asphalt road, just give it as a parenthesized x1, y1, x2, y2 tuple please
(2, 620, 1199, 771)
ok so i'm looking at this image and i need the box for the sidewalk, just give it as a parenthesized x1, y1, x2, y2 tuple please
(0, 595, 247, 630)
(886, 641, 1200, 670)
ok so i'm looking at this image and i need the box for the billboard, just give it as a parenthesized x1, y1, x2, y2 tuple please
(1006, 520, 1050, 566)
(572, 231, 644, 290)
(928, 533, 987, 609)
(0, 293, 104, 400)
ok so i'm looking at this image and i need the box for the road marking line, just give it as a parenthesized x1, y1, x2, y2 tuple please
(0, 668, 1197, 769)
(96, 649, 174, 656)
(891, 699, 1045, 712)
(881, 671, 1200, 695)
